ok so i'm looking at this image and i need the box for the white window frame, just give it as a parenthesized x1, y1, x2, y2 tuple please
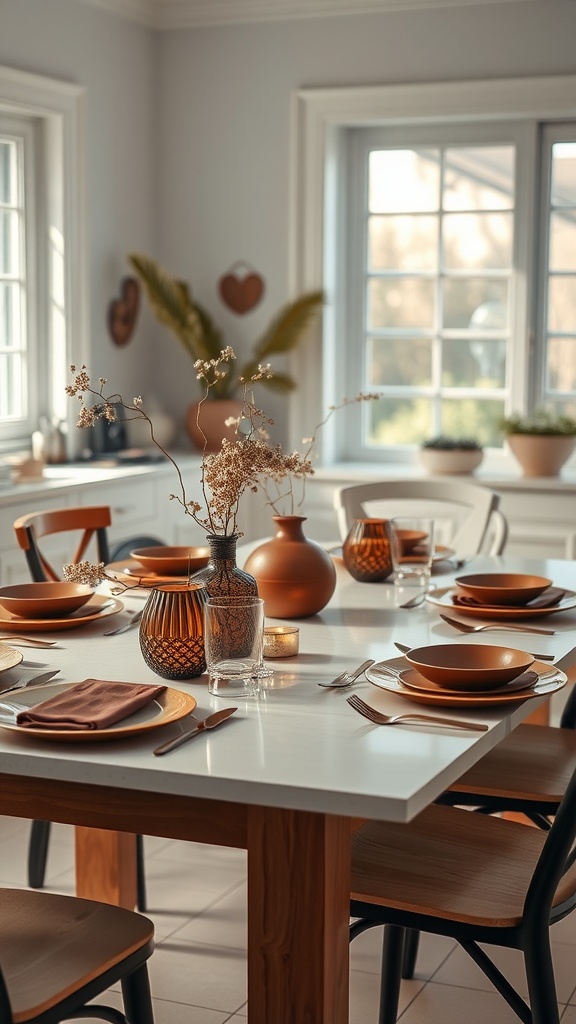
(0, 65, 87, 454)
(290, 74, 576, 467)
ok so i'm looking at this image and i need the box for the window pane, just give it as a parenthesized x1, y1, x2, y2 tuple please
(368, 395, 433, 445)
(0, 353, 23, 418)
(548, 276, 576, 333)
(551, 142, 576, 206)
(549, 210, 576, 271)
(444, 146, 515, 211)
(547, 337, 576, 391)
(0, 208, 19, 275)
(369, 215, 438, 272)
(442, 337, 506, 387)
(443, 212, 513, 269)
(369, 277, 435, 329)
(442, 279, 508, 329)
(0, 139, 16, 204)
(440, 398, 504, 446)
(369, 149, 440, 213)
(369, 336, 432, 386)
(0, 282, 20, 346)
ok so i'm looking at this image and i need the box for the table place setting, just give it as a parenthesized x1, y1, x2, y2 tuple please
(0, 581, 124, 633)
(426, 571, 576, 621)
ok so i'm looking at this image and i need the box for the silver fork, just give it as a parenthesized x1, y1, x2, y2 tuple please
(346, 693, 488, 731)
(318, 659, 375, 688)
(439, 613, 556, 636)
(104, 609, 143, 636)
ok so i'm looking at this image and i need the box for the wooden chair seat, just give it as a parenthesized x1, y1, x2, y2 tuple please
(0, 888, 154, 1023)
(444, 723, 576, 804)
(352, 806, 576, 929)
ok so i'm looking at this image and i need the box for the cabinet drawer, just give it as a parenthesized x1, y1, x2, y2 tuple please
(77, 478, 159, 535)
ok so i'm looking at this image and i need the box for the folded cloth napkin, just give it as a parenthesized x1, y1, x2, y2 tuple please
(452, 586, 566, 610)
(16, 678, 166, 731)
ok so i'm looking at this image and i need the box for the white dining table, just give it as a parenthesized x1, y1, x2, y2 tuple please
(0, 552, 575, 1024)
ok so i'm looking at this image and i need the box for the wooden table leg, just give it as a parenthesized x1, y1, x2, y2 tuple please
(247, 806, 351, 1024)
(75, 827, 138, 909)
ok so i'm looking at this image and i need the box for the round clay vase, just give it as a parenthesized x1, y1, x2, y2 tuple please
(507, 434, 576, 477)
(185, 399, 244, 453)
(243, 516, 337, 619)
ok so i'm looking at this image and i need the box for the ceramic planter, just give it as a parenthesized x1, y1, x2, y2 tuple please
(418, 448, 484, 475)
(507, 434, 576, 477)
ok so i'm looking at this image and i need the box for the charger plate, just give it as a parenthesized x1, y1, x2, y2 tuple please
(426, 586, 576, 619)
(400, 666, 538, 698)
(0, 645, 23, 673)
(0, 595, 124, 633)
(0, 681, 197, 742)
(366, 659, 566, 708)
(106, 560, 191, 588)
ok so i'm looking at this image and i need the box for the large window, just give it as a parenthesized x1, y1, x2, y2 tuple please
(0, 65, 86, 455)
(291, 76, 576, 465)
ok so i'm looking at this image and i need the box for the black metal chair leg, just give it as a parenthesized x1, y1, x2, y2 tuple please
(401, 928, 420, 979)
(378, 924, 405, 1024)
(121, 963, 155, 1024)
(136, 833, 146, 912)
(28, 819, 51, 888)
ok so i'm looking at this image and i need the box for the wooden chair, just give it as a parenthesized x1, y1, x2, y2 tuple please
(333, 479, 508, 556)
(0, 886, 154, 1023)
(398, 670, 576, 980)
(12, 507, 146, 912)
(350, 756, 576, 1024)
(13, 506, 112, 582)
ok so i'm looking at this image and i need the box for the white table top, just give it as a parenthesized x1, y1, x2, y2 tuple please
(0, 553, 574, 824)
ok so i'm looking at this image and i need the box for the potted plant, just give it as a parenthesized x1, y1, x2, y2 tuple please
(500, 410, 576, 477)
(418, 435, 484, 475)
(128, 253, 324, 451)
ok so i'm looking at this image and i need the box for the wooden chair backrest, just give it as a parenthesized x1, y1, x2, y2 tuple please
(13, 506, 112, 582)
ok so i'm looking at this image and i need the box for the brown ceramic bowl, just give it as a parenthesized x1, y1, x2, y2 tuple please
(130, 546, 210, 576)
(404, 643, 534, 692)
(454, 573, 553, 607)
(396, 529, 428, 554)
(0, 582, 94, 618)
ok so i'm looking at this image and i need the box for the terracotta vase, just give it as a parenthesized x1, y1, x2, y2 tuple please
(190, 534, 258, 598)
(507, 434, 576, 477)
(185, 399, 244, 453)
(139, 582, 207, 680)
(343, 518, 393, 583)
(243, 516, 337, 619)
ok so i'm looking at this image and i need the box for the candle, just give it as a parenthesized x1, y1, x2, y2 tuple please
(263, 625, 299, 658)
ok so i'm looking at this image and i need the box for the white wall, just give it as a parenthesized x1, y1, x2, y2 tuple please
(2, 0, 576, 447)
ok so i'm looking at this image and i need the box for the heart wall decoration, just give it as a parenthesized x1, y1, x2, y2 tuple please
(107, 276, 140, 346)
(218, 263, 265, 315)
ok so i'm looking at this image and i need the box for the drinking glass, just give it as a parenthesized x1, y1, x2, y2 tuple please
(205, 596, 264, 698)
(390, 517, 435, 590)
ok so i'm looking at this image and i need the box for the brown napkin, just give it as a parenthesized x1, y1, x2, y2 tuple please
(452, 586, 566, 610)
(16, 678, 166, 731)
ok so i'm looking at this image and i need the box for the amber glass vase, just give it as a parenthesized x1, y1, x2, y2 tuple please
(342, 518, 393, 583)
(139, 582, 207, 680)
(190, 534, 258, 598)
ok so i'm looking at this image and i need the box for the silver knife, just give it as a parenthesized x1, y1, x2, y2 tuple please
(0, 669, 61, 695)
(394, 641, 556, 662)
(153, 706, 238, 756)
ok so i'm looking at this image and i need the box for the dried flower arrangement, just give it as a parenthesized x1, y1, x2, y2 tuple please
(63, 351, 379, 586)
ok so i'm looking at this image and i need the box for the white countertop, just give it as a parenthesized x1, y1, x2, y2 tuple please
(0, 553, 573, 823)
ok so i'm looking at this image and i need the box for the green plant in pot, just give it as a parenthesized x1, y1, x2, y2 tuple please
(129, 253, 324, 451)
(419, 435, 484, 475)
(500, 409, 576, 477)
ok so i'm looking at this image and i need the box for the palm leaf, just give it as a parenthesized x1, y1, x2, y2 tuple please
(129, 253, 210, 362)
(251, 291, 324, 361)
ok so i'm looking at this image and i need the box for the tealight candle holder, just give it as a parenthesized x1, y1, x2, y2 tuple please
(263, 625, 299, 658)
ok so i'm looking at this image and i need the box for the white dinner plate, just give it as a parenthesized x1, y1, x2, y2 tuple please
(0, 681, 197, 742)
(426, 586, 576, 619)
(366, 658, 566, 708)
(0, 594, 124, 633)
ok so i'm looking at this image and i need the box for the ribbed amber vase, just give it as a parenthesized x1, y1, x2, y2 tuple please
(342, 518, 393, 583)
(139, 582, 207, 680)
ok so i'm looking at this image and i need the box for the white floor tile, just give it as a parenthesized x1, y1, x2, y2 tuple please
(397, 980, 521, 1023)
(149, 938, 247, 1013)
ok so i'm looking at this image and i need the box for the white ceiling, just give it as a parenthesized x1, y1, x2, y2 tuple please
(78, 0, 539, 29)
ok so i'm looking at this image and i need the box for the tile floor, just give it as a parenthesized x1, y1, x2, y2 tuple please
(2, 814, 576, 1022)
